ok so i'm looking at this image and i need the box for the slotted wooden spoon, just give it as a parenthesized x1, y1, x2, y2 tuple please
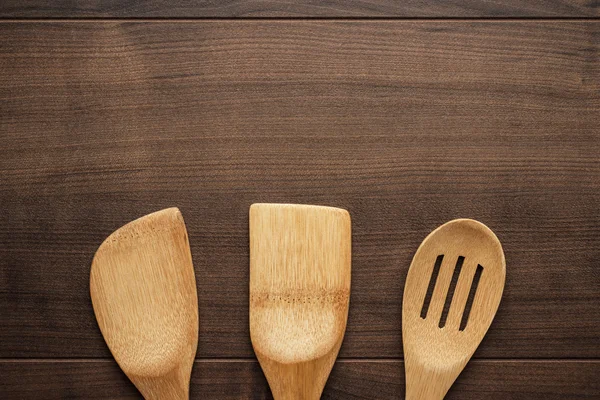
(403, 219, 505, 400)
(249, 203, 351, 399)
(90, 208, 198, 400)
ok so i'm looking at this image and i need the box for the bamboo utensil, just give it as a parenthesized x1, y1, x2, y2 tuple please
(403, 219, 505, 400)
(249, 203, 351, 400)
(90, 208, 198, 400)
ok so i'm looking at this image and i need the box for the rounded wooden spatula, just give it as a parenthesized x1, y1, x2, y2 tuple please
(249, 203, 351, 400)
(90, 208, 198, 400)
(403, 219, 505, 400)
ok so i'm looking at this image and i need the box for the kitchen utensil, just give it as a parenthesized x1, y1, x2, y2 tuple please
(403, 219, 505, 400)
(249, 203, 351, 399)
(90, 208, 198, 400)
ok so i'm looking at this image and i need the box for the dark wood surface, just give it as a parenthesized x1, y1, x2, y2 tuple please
(0, 0, 598, 18)
(0, 12, 599, 400)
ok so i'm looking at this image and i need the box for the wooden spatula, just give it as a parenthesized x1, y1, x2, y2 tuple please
(90, 208, 198, 400)
(403, 219, 505, 400)
(249, 203, 351, 400)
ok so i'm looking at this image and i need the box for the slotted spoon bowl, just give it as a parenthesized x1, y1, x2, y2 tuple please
(403, 219, 505, 400)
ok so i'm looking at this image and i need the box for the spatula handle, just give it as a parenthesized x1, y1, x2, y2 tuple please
(133, 367, 190, 400)
(405, 362, 454, 400)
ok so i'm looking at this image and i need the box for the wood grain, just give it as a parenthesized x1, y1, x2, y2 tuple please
(0, 22, 599, 361)
(0, 0, 598, 18)
(250, 204, 351, 399)
(0, 360, 598, 399)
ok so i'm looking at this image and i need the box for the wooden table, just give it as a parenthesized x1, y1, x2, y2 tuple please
(1, 1, 599, 398)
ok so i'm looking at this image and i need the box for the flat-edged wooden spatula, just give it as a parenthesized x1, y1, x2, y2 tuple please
(250, 203, 351, 400)
(90, 208, 198, 400)
(403, 219, 505, 400)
